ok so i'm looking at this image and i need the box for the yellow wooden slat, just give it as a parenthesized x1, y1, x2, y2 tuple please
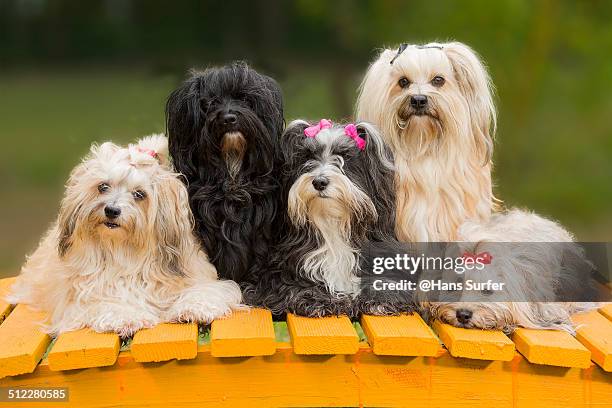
(360, 313, 442, 356)
(210, 308, 275, 357)
(0, 277, 16, 324)
(512, 328, 590, 368)
(2, 345, 611, 407)
(48, 328, 120, 371)
(286, 314, 359, 355)
(598, 303, 612, 321)
(0, 304, 51, 378)
(432, 320, 515, 361)
(572, 310, 612, 371)
(131, 323, 198, 363)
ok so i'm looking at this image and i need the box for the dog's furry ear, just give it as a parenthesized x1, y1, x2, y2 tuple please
(355, 122, 397, 236)
(150, 174, 194, 277)
(165, 74, 203, 178)
(443, 42, 496, 164)
(57, 191, 80, 257)
(355, 122, 394, 170)
(256, 68, 286, 138)
(280, 120, 310, 167)
(356, 49, 396, 125)
(130, 134, 170, 167)
(57, 162, 91, 257)
(511, 302, 574, 334)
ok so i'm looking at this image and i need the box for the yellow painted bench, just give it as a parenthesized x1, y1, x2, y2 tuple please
(0, 276, 610, 407)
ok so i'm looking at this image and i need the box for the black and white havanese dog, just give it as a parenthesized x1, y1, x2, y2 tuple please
(245, 119, 417, 318)
(165, 62, 284, 283)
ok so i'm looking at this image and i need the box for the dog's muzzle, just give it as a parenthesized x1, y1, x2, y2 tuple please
(312, 176, 330, 192)
(102, 205, 121, 229)
(221, 131, 247, 178)
(398, 95, 438, 124)
(212, 109, 242, 135)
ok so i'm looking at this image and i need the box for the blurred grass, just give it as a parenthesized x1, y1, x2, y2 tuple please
(0, 68, 173, 276)
(0, 66, 610, 277)
(194, 322, 364, 345)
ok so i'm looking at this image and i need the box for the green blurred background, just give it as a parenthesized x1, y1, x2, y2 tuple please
(1, 0, 610, 277)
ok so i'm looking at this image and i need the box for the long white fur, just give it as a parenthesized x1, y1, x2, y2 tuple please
(356, 42, 601, 332)
(357, 42, 497, 242)
(7, 134, 242, 337)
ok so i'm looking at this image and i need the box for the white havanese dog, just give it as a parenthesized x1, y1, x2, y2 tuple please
(356, 42, 600, 332)
(424, 210, 598, 334)
(8, 135, 242, 337)
(357, 41, 497, 242)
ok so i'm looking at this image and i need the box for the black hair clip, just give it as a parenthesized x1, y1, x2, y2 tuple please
(390, 44, 444, 65)
(390, 43, 408, 65)
(416, 45, 443, 50)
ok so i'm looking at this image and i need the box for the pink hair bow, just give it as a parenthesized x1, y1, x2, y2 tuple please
(344, 124, 366, 151)
(462, 251, 492, 265)
(304, 119, 333, 138)
(136, 147, 158, 159)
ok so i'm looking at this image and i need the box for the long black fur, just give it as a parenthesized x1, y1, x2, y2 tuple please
(244, 120, 417, 318)
(166, 62, 284, 283)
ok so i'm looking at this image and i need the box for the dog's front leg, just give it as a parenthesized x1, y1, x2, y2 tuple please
(283, 285, 356, 318)
(166, 279, 242, 324)
(76, 302, 160, 339)
(354, 285, 417, 316)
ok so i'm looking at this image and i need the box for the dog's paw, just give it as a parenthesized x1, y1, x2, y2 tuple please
(168, 298, 238, 324)
(89, 308, 158, 338)
(169, 305, 234, 324)
(114, 320, 155, 338)
(93, 317, 155, 338)
(358, 299, 416, 316)
(168, 281, 242, 324)
(356, 291, 416, 316)
(288, 293, 355, 318)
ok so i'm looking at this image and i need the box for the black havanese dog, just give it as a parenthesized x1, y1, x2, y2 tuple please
(244, 119, 417, 318)
(165, 62, 284, 283)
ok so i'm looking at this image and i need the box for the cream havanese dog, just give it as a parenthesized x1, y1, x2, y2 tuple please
(356, 41, 601, 332)
(357, 41, 497, 242)
(8, 135, 241, 337)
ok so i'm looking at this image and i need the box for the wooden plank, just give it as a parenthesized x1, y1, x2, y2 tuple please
(131, 323, 197, 363)
(432, 320, 515, 361)
(599, 303, 612, 321)
(572, 310, 612, 371)
(1, 344, 609, 407)
(48, 328, 120, 371)
(0, 277, 16, 324)
(210, 308, 275, 357)
(286, 314, 359, 355)
(0, 304, 51, 378)
(360, 313, 442, 356)
(512, 328, 590, 368)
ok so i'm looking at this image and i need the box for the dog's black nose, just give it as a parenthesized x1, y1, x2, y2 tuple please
(410, 94, 428, 110)
(104, 206, 121, 219)
(222, 113, 237, 125)
(456, 309, 473, 324)
(312, 176, 330, 191)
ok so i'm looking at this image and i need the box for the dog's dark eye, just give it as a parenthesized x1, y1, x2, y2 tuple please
(398, 77, 410, 88)
(431, 76, 445, 87)
(97, 183, 110, 193)
(132, 190, 147, 201)
(481, 288, 494, 296)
